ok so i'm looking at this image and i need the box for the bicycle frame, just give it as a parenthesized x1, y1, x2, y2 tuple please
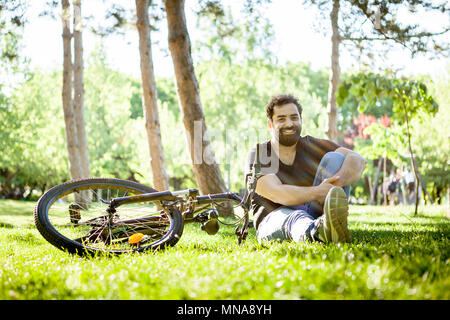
(107, 189, 248, 212)
(103, 144, 263, 245)
(104, 187, 251, 244)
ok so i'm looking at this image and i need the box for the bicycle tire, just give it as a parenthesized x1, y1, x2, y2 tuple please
(34, 178, 184, 256)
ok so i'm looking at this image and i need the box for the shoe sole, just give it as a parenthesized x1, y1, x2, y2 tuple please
(324, 187, 351, 243)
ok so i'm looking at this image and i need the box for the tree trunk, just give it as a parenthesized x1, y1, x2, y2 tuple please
(136, 0, 169, 191)
(383, 156, 387, 206)
(369, 156, 382, 205)
(410, 159, 434, 205)
(326, 0, 340, 141)
(61, 0, 82, 182)
(399, 172, 407, 205)
(0, 169, 16, 195)
(402, 103, 420, 215)
(73, 0, 90, 179)
(164, 0, 232, 216)
(447, 188, 449, 218)
(435, 186, 442, 205)
(367, 175, 373, 199)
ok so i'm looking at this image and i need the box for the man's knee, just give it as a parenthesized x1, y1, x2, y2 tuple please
(320, 151, 345, 168)
(317, 152, 345, 178)
(318, 152, 352, 198)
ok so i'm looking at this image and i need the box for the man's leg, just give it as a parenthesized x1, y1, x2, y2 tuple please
(256, 208, 292, 243)
(259, 152, 353, 244)
(309, 152, 352, 243)
(291, 152, 352, 243)
(257, 200, 350, 244)
(285, 210, 318, 243)
(308, 152, 351, 218)
(257, 207, 316, 243)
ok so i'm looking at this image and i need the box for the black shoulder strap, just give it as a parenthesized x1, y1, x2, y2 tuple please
(254, 143, 261, 171)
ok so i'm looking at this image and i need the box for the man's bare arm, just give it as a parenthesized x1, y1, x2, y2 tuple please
(332, 147, 367, 187)
(255, 174, 337, 206)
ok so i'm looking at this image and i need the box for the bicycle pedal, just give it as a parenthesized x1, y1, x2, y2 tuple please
(69, 203, 82, 224)
(201, 219, 219, 235)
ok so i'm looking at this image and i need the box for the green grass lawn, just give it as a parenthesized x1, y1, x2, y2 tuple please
(0, 199, 448, 300)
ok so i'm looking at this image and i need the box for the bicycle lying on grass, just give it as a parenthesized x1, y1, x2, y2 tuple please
(34, 151, 262, 256)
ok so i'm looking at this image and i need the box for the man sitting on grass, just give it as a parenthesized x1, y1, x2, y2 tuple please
(246, 94, 367, 244)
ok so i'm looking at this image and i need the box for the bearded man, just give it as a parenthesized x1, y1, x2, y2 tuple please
(246, 94, 367, 244)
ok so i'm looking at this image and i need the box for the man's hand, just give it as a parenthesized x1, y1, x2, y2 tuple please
(326, 174, 344, 187)
(315, 176, 341, 205)
(334, 148, 367, 186)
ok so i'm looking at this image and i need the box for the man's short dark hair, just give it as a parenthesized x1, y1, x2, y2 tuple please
(266, 94, 303, 120)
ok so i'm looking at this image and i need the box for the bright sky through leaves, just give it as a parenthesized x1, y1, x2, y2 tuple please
(22, 0, 449, 78)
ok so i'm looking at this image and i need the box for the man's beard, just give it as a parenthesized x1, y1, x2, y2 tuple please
(276, 125, 301, 146)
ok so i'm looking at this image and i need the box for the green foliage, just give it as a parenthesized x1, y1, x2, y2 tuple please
(3, 50, 446, 202)
(337, 73, 394, 132)
(356, 123, 407, 166)
(337, 72, 438, 120)
(1, 0, 447, 204)
(194, 1, 275, 64)
(84, 49, 149, 182)
(0, 70, 69, 194)
(157, 76, 196, 189)
(128, 78, 144, 120)
(339, 71, 447, 202)
(408, 71, 450, 196)
(1, 47, 162, 194)
(0, 0, 27, 77)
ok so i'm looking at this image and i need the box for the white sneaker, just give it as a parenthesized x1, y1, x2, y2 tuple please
(315, 186, 351, 243)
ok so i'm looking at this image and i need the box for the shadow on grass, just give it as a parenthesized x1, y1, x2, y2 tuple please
(0, 200, 35, 217)
(350, 220, 450, 231)
(350, 211, 448, 220)
(179, 217, 450, 254)
(261, 227, 450, 263)
(0, 221, 15, 228)
(350, 227, 450, 244)
(6, 232, 45, 245)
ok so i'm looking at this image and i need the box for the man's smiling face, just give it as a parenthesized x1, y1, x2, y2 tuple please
(268, 102, 302, 146)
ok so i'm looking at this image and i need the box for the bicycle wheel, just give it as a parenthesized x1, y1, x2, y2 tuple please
(34, 178, 184, 256)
